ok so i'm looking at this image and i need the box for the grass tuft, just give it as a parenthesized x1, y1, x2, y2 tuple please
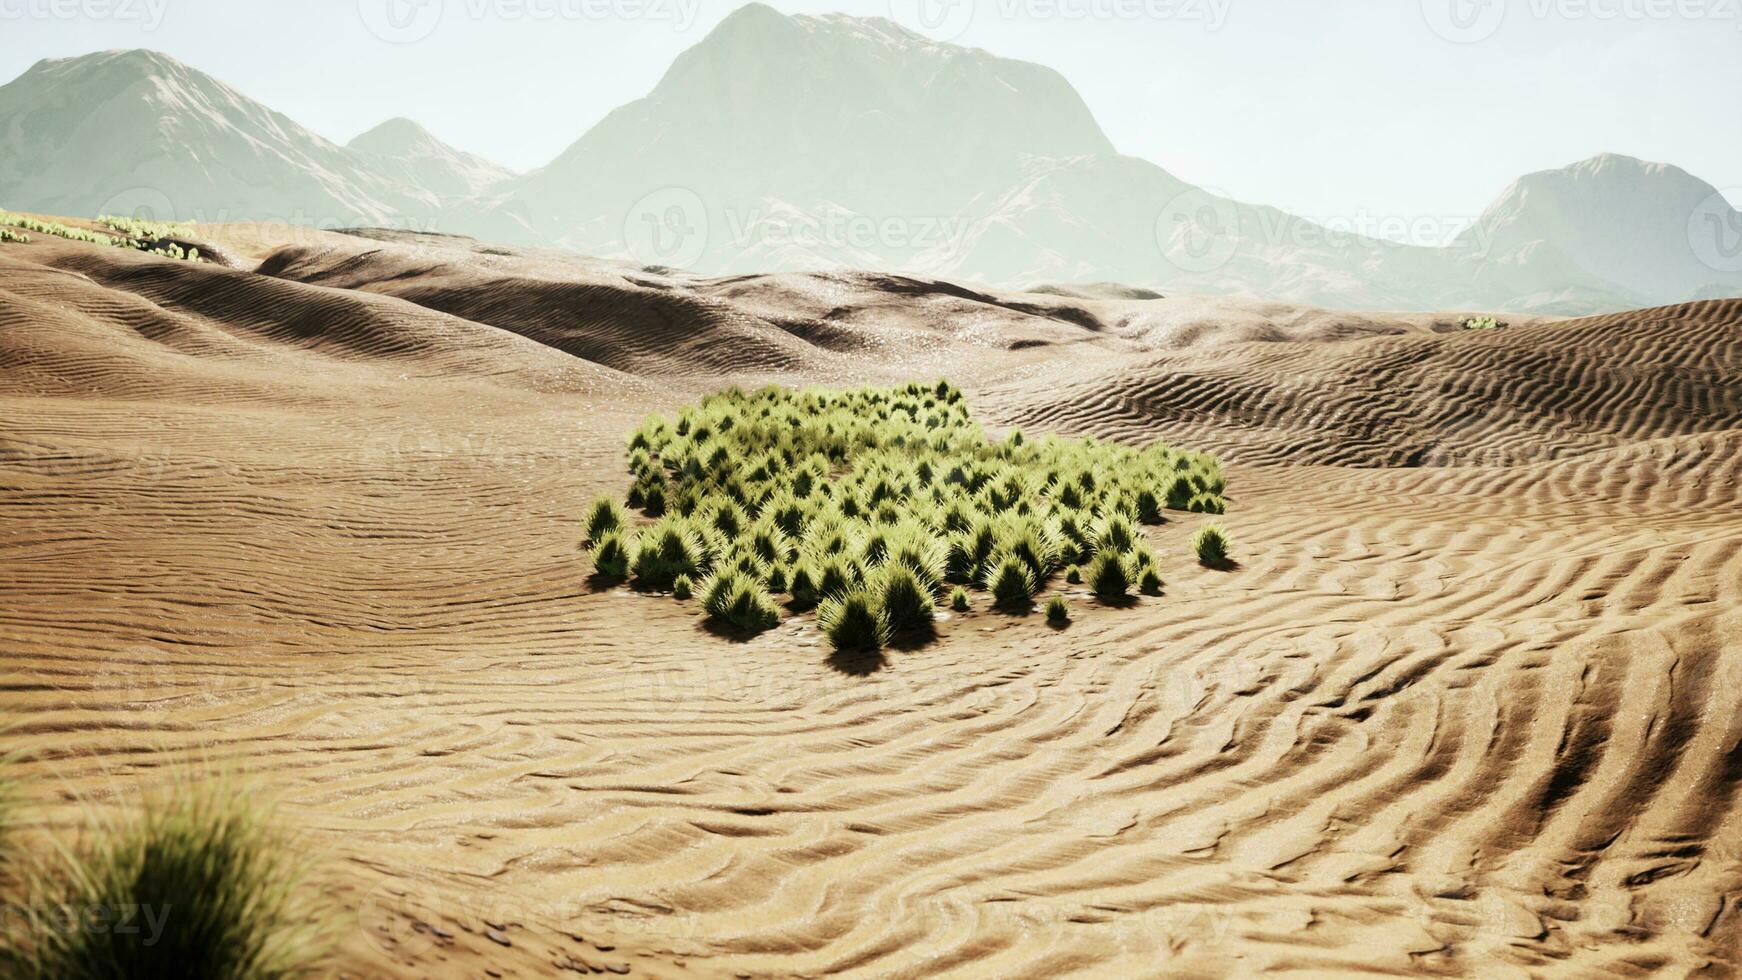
(818, 590, 890, 652)
(7, 777, 329, 979)
(1193, 524, 1232, 565)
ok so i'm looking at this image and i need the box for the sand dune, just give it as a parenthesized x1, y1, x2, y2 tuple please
(1, 227, 1738, 977)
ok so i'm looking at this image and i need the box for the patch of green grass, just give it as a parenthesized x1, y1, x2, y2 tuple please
(1194, 524, 1232, 565)
(0, 228, 28, 244)
(0, 210, 202, 262)
(700, 570, 780, 632)
(589, 531, 631, 580)
(1461, 315, 1505, 331)
(870, 563, 934, 634)
(949, 586, 970, 612)
(7, 778, 329, 979)
(584, 496, 627, 547)
(605, 382, 1227, 652)
(1086, 550, 1132, 600)
(671, 573, 694, 601)
(1045, 596, 1070, 624)
(817, 590, 889, 652)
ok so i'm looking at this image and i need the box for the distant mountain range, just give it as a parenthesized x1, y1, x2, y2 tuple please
(3, 4, 1738, 314)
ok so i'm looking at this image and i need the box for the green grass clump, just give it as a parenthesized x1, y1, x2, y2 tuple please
(818, 590, 889, 652)
(601, 382, 1226, 649)
(589, 531, 631, 580)
(1461, 315, 1505, 331)
(672, 573, 694, 600)
(1194, 524, 1232, 564)
(700, 570, 780, 632)
(987, 553, 1038, 609)
(0, 228, 28, 244)
(1065, 565, 1082, 585)
(631, 518, 710, 588)
(1139, 567, 1164, 595)
(585, 495, 628, 546)
(8, 780, 329, 979)
(949, 586, 970, 612)
(870, 563, 934, 634)
(1087, 550, 1133, 599)
(1045, 596, 1070, 624)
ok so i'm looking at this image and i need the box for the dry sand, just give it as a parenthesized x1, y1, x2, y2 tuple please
(1, 227, 1739, 977)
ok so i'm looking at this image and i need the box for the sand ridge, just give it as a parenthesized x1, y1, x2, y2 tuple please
(0, 228, 1738, 977)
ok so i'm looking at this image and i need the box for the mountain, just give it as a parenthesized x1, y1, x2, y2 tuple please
(1456, 153, 1742, 305)
(478, 3, 1118, 267)
(3, 31, 1737, 316)
(0, 50, 447, 226)
(347, 117, 513, 199)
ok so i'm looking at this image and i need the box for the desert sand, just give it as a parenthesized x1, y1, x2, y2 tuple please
(1, 226, 1739, 977)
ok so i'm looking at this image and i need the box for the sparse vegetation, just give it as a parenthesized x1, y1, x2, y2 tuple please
(0, 228, 28, 244)
(4, 778, 329, 979)
(1194, 524, 1232, 565)
(1045, 596, 1070, 624)
(0, 210, 201, 261)
(595, 382, 1228, 653)
(1461, 315, 1505, 331)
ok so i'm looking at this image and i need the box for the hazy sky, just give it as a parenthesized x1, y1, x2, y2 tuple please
(5, 0, 1738, 241)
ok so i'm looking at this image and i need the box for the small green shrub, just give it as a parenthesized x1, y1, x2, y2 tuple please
(700, 570, 780, 632)
(1194, 524, 1232, 564)
(949, 586, 970, 612)
(584, 495, 627, 546)
(987, 553, 1038, 609)
(590, 532, 631, 580)
(10, 779, 329, 979)
(1087, 550, 1132, 599)
(1065, 564, 1082, 585)
(1045, 596, 1070, 623)
(818, 590, 889, 652)
(0, 228, 28, 244)
(672, 573, 694, 600)
(1139, 567, 1163, 595)
(631, 520, 707, 587)
(871, 563, 934, 633)
(1461, 315, 1505, 331)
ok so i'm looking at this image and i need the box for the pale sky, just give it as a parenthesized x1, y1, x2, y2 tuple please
(4, 0, 1738, 242)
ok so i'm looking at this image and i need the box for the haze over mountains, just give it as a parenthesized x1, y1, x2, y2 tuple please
(3, 4, 1739, 314)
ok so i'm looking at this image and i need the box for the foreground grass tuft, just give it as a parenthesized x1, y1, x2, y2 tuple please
(6, 779, 328, 980)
